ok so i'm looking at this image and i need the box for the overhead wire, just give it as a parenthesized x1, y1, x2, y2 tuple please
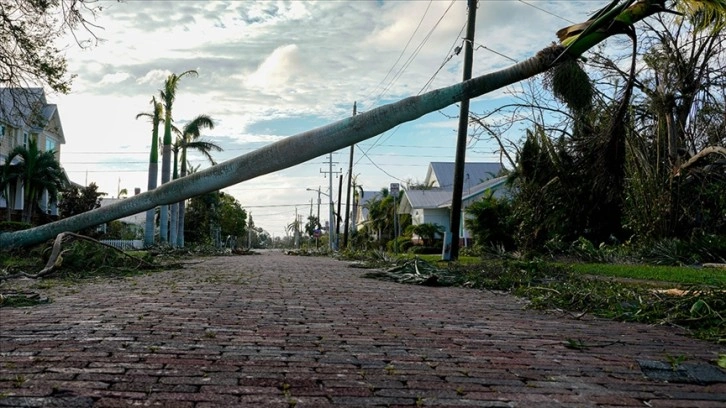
(361, 0, 434, 105)
(357, 0, 460, 176)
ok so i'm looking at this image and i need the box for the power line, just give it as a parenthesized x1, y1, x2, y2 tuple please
(364, 0, 457, 110)
(474, 43, 518, 63)
(517, 0, 575, 24)
(419, 20, 467, 95)
(363, 0, 433, 104)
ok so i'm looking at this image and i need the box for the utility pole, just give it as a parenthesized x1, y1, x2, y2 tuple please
(321, 154, 341, 251)
(343, 102, 357, 249)
(247, 211, 252, 249)
(446, 0, 477, 261)
(336, 174, 343, 248)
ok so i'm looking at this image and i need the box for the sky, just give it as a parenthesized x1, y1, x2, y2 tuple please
(50, 0, 596, 238)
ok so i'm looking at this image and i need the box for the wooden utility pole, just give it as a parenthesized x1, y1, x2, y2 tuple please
(446, 0, 477, 261)
(336, 173, 343, 248)
(343, 102, 357, 248)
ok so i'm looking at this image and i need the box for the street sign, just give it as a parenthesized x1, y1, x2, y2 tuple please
(390, 183, 399, 196)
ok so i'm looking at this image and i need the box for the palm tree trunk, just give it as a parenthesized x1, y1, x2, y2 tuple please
(177, 152, 188, 247)
(0, 44, 576, 249)
(159, 142, 171, 243)
(143, 168, 156, 247)
(169, 149, 179, 247)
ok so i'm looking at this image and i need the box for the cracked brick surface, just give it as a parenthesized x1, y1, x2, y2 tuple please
(1, 251, 724, 407)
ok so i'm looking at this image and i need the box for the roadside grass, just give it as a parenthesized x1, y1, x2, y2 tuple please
(361, 257, 726, 343)
(406, 254, 482, 266)
(569, 263, 726, 286)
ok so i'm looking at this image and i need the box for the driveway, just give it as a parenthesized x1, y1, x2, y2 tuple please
(1, 251, 724, 407)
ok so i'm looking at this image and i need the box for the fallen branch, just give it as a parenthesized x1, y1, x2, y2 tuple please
(0, 232, 154, 281)
(676, 146, 726, 176)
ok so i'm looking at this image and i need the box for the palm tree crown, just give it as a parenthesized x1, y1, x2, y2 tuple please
(2, 137, 67, 223)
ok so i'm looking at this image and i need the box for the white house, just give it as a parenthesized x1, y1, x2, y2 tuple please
(0, 88, 66, 219)
(353, 190, 382, 232)
(398, 162, 508, 246)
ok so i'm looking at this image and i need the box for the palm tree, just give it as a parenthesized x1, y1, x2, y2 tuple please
(3, 0, 724, 249)
(365, 188, 391, 244)
(0, 154, 20, 221)
(3, 137, 67, 224)
(136, 96, 164, 247)
(159, 69, 198, 244)
(174, 114, 219, 248)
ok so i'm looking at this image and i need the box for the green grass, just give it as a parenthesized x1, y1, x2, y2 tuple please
(570, 263, 726, 286)
(408, 254, 482, 266)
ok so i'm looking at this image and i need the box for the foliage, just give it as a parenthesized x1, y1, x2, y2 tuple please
(185, 191, 246, 246)
(59, 182, 104, 218)
(408, 245, 440, 255)
(570, 263, 726, 286)
(159, 70, 198, 244)
(102, 220, 141, 240)
(365, 258, 726, 343)
(0, 0, 102, 95)
(1, 137, 67, 223)
(363, 188, 411, 248)
(0, 221, 31, 232)
(639, 235, 726, 265)
(464, 192, 514, 250)
(387, 235, 414, 253)
(409, 223, 444, 247)
(172, 113, 220, 248)
(304, 215, 321, 237)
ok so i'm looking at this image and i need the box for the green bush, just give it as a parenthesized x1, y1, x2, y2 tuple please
(640, 235, 726, 265)
(387, 236, 413, 253)
(0, 221, 31, 232)
(409, 245, 440, 255)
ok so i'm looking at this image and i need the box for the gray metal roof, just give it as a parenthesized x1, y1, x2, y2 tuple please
(425, 162, 503, 189)
(399, 176, 509, 214)
(0, 88, 65, 144)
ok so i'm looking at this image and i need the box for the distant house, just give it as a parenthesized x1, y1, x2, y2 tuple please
(398, 162, 508, 246)
(353, 190, 382, 232)
(97, 196, 146, 238)
(0, 88, 66, 219)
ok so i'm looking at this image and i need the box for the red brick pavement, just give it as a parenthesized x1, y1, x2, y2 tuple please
(1, 251, 724, 407)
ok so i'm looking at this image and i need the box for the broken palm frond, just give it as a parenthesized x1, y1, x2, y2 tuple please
(362, 257, 459, 286)
(674, 0, 726, 31)
(0, 291, 50, 307)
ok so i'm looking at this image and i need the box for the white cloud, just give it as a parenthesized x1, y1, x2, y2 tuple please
(100, 72, 132, 85)
(136, 69, 173, 86)
(245, 44, 302, 91)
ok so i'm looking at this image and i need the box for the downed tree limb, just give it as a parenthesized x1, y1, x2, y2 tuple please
(0, 232, 154, 281)
(676, 146, 726, 176)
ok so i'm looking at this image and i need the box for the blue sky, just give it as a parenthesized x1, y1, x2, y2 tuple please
(50, 0, 597, 236)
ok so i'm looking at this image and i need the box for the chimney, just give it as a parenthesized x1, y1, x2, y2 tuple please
(134, 188, 141, 196)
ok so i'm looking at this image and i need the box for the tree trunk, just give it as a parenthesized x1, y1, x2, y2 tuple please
(0, 45, 579, 249)
(159, 143, 171, 243)
(5, 1, 686, 250)
(144, 161, 158, 247)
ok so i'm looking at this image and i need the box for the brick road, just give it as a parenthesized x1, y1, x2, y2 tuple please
(1, 251, 724, 407)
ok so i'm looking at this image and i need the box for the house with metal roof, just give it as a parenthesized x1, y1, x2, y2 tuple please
(398, 162, 508, 246)
(0, 88, 66, 219)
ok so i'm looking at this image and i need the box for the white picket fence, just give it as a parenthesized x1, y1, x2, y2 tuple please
(100, 239, 144, 250)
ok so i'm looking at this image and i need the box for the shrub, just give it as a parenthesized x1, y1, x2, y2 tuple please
(0, 221, 31, 232)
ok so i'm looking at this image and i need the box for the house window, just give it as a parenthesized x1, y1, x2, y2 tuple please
(0, 124, 5, 141)
(45, 137, 56, 152)
(20, 132, 28, 148)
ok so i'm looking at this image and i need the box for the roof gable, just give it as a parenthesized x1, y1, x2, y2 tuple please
(0, 88, 65, 144)
(425, 162, 503, 189)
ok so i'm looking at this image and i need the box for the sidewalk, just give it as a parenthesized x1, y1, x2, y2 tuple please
(1, 251, 724, 407)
